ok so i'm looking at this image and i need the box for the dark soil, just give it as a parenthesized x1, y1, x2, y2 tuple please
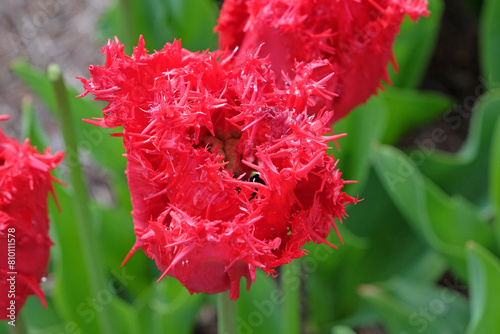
(404, 0, 481, 153)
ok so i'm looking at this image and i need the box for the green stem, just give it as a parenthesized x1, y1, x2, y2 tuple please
(8, 313, 28, 334)
(282, 260, 301, 334)
(217, 291, 237, 334)
(20, 95, 33, 140)
(48, 64, 113, 334)
(491, 116, 500, 252)
(119, 0, 135, 48)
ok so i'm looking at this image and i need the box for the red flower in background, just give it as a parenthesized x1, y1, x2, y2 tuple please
(79, 37, 356, 299)
(0, 119, 63, 320)
(215, 0, 429, 123)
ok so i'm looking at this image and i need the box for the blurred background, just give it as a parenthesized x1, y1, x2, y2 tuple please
(1, 0, 499, 333)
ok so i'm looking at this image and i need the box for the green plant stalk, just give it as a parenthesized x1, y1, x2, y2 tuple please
(282, 260, 301, 334)
(119, 0, 136, 48)
(48, 64, 113, 334)
(20, 95, 33, 140)
(8, 314, 27, 334)
(217, 291, 237, 334)
(491, 116, 500, 251)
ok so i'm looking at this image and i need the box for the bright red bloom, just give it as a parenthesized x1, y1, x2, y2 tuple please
(79, 37, 356, 299)
(0, 121, 63, 320)
(215, 0, 429, 123)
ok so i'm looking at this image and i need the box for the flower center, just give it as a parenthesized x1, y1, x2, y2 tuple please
(204, 134, 242, 175)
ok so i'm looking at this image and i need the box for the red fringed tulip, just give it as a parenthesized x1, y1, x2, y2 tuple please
(0, 120, 63, 320)
(215, 0, 429, 123)
(79, 37, 357, 299)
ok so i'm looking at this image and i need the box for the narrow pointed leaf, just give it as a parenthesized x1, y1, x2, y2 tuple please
(379, 87, 453, 144)
(417, 90, 500, 206)
(465, 242, 500, 334)
(389, 0, 443, 88)
(359, 278, 469, 334)
(332, 96, 387, 194)
(135, 280, 203, 334)
(480, 0, 500, 88)
(374, 145, 494, 278)
(10, 60, 126, 177)
(491, 117, 500, 246)
(238, 271, 282, 334)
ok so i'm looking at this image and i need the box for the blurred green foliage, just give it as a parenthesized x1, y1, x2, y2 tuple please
(98, 0, 219, 52)
(2, 0, 500, 333)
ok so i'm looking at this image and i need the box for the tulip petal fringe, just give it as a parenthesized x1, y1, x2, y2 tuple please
(215, 0, 429, 123)
(0, 124, 63, 318)
(80, 37, 357, 299)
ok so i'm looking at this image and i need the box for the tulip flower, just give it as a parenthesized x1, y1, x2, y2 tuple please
(0, 119, 63, 320)
(79, 37, 356, 299)
(215, 0, 429, 122)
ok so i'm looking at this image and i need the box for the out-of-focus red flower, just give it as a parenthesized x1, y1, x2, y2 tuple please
(215, 0, 429, 123)
(79, 37, 357, 299)
(0, 121, 63, 320)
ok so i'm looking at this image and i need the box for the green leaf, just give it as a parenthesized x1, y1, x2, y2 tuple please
(389, 0, 444, 88)
(346, 169, 446, 283)
(167, 0, 218, 51)
(49, 63, 141, 334)
(135, 280, 202, 334)
(379, 87, 453, 145)
(373, 145, 494, 279)
(307, 169, 444, 331)
(331, 325, 356, 334)
(21, 297, 64, 333)
(99, 0, 167, 52)
(332, 96, 387, 194)
(417, 89, 500, 206)
(48, 186, 104, 333)
(238, 271, 282, 334)
(8, 31, 139, 334)
(281, 261, 301, 334)
(465, 242, 500, 334)
(359, 278, 469, 334)
(491, 116, 500, 247)
(98, 0, 218, 52)
(305, 226, 369, 327)
(425, 179, 494, 251)
(10, 60, 127, 179)
(480, 0, 500, 88)
(49, 185, 140, 334)
(0, 321, 7, 333)
(20, 95, 50, 150)
(98, 206, 153, 298)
